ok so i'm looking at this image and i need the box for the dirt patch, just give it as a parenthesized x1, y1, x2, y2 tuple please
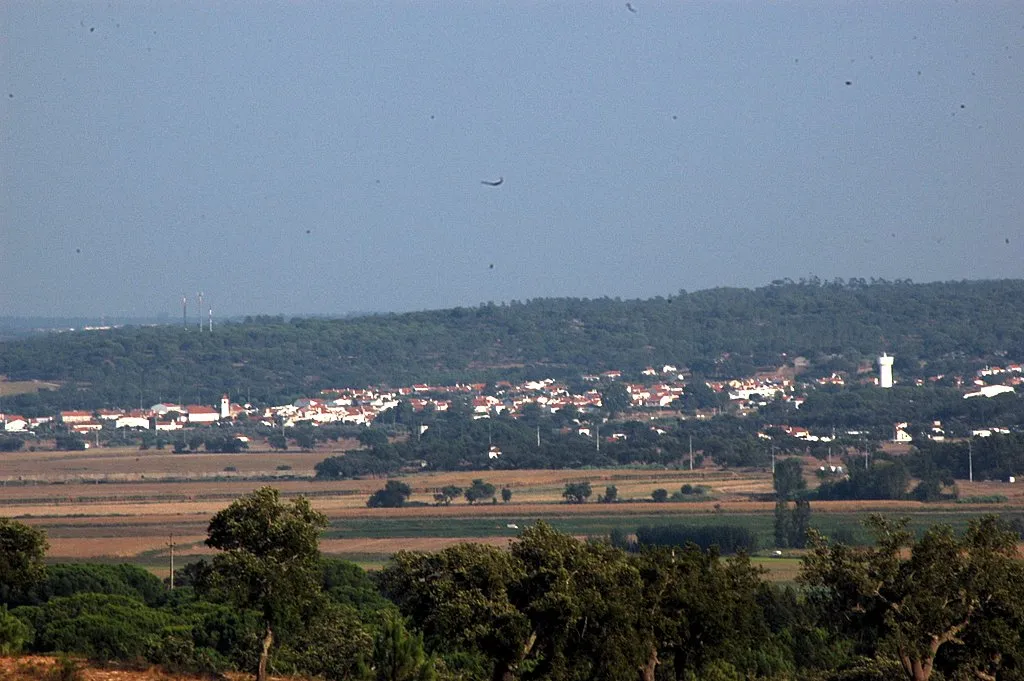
(0, 656, 299, 681)
(0, 379, 61, 396)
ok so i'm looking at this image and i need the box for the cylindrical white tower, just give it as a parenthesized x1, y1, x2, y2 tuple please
(220, 394, 230, 420)
(878, 353, 894, 389)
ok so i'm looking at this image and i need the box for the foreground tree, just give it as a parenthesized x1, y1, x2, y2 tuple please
(0, 517, 49, 597)
(635, 544, 771, 681)
(510, 522, 648, 681)
(801, 514, 1024, 681)
(377, 542, 530, 681)
(205, 487, 328, 681)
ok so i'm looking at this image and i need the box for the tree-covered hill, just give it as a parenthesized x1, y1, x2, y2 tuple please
(2, 279, 1023, 413)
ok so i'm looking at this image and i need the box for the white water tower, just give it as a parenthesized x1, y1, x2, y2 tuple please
(220, 394, 231, 420)
(878, 353, 894, 389)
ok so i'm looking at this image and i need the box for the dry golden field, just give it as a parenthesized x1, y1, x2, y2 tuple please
(0, 378, 61, 396)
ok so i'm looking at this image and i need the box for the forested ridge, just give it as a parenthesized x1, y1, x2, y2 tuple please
(2, 279, 1023, 412)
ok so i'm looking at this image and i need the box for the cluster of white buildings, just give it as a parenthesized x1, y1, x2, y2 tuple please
(3, 351, 1021, 439)
(0, 395, 250, 435)
(260, 376, 690, 429)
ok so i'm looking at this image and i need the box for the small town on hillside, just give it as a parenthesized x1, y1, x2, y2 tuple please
(3, 353, 1021, 445)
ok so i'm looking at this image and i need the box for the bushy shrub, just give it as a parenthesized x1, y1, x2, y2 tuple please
(14, 593, 174, 662)
(14, 563, 167, 608)
(0, 604, 31, 655)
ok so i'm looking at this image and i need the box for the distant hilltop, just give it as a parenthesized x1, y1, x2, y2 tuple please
(0, 278, 1023, 413)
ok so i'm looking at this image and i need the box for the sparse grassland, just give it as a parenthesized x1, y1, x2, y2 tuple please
(0, 378, 61, 396)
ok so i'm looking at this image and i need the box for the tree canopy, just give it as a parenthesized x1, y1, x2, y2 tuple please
(0, 518, 49, 598)
(801, 514, 1024, 681)
(204, 486, 329, 681)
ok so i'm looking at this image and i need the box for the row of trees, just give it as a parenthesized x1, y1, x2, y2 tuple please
(366, 480, 513, 508)
(4, 490, 1024, 680)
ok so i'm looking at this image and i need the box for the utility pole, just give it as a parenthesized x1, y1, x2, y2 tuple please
(968, 438, 973, 483)
(688, 434, 693, 471)
(536, 425, 540, 448)
(167, 534, 176, 590)
(771, 445, 776, 475)
(595, 422, 600, 453)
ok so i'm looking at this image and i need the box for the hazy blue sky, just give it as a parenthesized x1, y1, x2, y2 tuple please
(2, 1, 1022, 319)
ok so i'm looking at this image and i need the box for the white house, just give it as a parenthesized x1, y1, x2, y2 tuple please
(59, 410, 93, 424)
(186, 405, 219, 424)
(963, 385, 1015, 399)
(150, 403, 182, 416)
(3, 416, 28, 432)
(893, 422, 913, 443)
(116, 416, 151, 430)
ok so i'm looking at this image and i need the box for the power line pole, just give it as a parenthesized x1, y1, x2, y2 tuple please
(688, 434, 693, 471)
(167, 533, 176, 590)
(968, 438, 973, 483)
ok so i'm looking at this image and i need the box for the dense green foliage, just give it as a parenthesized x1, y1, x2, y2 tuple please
(631, 523, 760, 554)
(766, 385, 1024, 436)
(0, 518, 49, 599)
(815, 459, 912, 501)
(4, 506, 1024, 680)
(910, 433, 1024, 482)
(204, 486, 329, 681)
(802, 515, 1024, 681)
(4, 279, 1024, 413)
(6, 563, 167, 608)
(315, 410, 748, 476)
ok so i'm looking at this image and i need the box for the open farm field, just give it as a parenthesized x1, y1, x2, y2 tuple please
(0, 443, 358, 480)
(4, 450, 1023, 575)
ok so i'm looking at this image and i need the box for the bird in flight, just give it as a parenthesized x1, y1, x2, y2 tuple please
(481, 177, 504, 187)
(626, 2, 637, 13)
